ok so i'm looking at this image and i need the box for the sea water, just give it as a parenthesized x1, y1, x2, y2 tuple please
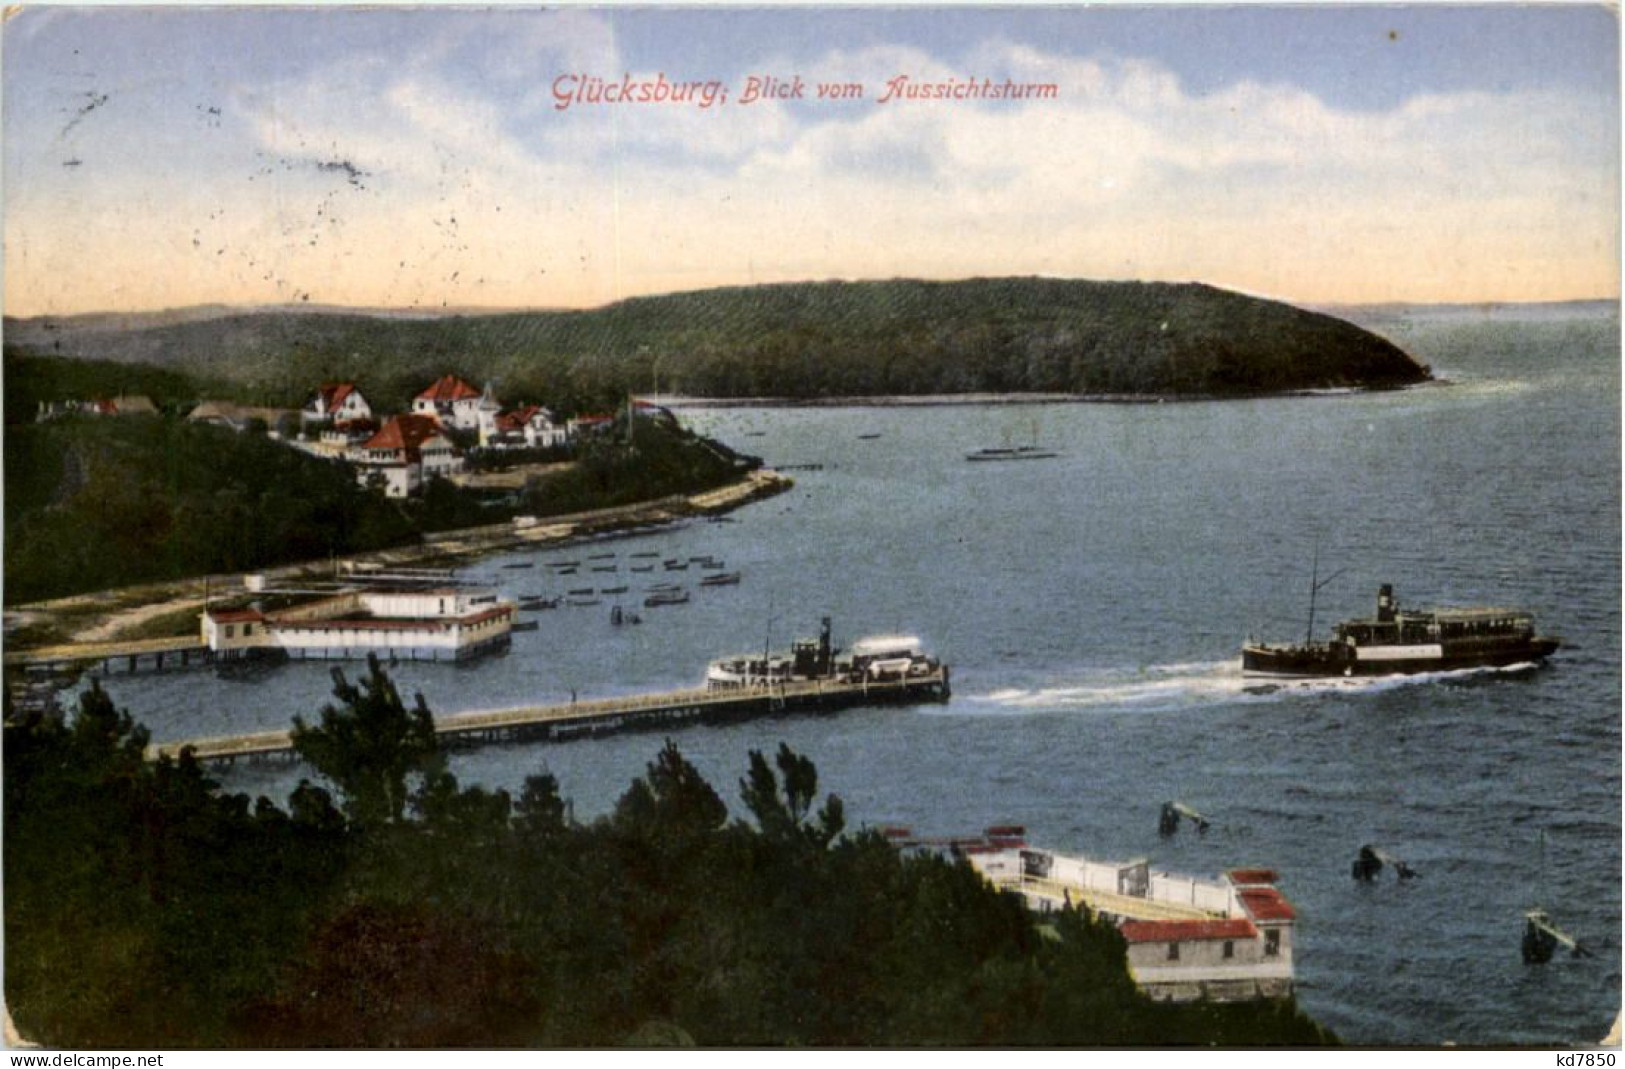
(101, 306, 1620, 1046)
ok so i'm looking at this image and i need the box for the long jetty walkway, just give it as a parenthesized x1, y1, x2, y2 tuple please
(5, 635, 208, 672)
(147, 667, 952, 765)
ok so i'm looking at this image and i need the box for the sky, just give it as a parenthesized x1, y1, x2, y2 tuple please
(2, 4, 1619, 316)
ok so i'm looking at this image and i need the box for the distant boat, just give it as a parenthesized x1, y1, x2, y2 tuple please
(700, 571, 741, 587)
(645, 590, 690, 608)
(970, 418, 1058, 462)
(501, 562, 535, 570)
(965, 445, 1060, 462)
(631, 564, 655, 572)
(600, 585, 628, 594)
(858, 432, 883, 440)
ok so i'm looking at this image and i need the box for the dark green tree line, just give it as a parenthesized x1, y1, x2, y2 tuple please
(5, 662, 1337, 1047)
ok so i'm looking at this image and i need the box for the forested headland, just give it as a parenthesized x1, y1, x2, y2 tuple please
(6, 277, 1431, 413)
(3, 661, 1338, 1048)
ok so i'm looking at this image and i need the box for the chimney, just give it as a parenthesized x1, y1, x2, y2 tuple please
(1377, 585, 1395, 623)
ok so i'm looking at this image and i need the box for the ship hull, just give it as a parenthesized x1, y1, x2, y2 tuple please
(1242, 638, 1560, 678)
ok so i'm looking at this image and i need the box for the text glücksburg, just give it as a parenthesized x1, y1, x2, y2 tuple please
(551, 72, 1059, 111)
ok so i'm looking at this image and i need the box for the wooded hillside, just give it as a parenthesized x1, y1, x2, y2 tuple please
(5, 278, 1430, 412)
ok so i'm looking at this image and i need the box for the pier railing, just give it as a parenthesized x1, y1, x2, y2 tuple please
(146, 666, 950, 765)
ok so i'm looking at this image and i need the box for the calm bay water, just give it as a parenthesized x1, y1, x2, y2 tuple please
(102, 307, 1620, 1046)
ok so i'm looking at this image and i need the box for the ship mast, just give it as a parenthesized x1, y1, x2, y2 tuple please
(1304, 545, 1348, 647)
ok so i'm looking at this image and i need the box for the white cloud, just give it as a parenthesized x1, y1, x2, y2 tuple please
(5, 27, 1616, 313)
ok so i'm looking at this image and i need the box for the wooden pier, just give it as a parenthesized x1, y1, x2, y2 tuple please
(146, 667, 952, 765)
(5, 635, 210, 674)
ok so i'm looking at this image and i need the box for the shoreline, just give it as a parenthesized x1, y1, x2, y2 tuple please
(655, 383, 1439, 409)
(2, 468, 792, 652)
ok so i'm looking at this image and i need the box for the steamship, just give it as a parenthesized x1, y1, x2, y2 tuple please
(705, 618, 939, 689)
(1242, 584, 1561, 678)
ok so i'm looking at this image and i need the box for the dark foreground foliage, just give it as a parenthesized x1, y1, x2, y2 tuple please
(4, 663, 1337, 1048)
(3, 416, 417, 604)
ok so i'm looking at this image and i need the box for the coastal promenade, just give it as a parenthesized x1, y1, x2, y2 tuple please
(146, 667, 952, 765)
(3, 468, 791, 659)
(4, 634, 206, 670)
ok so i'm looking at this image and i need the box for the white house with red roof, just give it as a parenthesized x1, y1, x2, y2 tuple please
(901, 829, 1297, 1003)
(489, 403, 569, 450)
(352, 413, 462, 497)
(413, 374, 484, 431)
(304, 382, 372, 423)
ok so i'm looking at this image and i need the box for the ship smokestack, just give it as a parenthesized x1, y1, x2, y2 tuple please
(819, 616, 833, 676)
(1377, 585, 1395, 623)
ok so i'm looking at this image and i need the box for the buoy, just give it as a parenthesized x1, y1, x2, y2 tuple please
(1159, 801, 1211, 836)
(1352, 844, 1419, 881)
(1522, 910, 1590, 964)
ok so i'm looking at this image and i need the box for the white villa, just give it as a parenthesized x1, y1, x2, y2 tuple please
(488, 403, 569, 450)
(412, 374, 484, 431)
(303, 382, 372, 423)
(351, 414, 462, 497)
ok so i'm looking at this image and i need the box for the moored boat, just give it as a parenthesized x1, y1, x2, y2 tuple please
(1242, 584, 1561, 678)
(965, 445, 1059, 462)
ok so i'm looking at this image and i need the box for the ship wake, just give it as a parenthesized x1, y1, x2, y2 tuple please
(958, 659, 1542, 714)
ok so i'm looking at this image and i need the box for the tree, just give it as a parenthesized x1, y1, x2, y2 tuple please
(290, 656, 442, 828)
(515, 772, 569, 840)
(613, 739, 727, 845)
(739, 742, 845, 848)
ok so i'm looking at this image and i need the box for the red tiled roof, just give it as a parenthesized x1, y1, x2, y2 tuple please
(499, 404, 556, 432)
(1238, 887, 1296, 923)
(1120, 917, 1259, 944)
(1227, 868, 1280, 887)
(462, 605, 515, 626)
(207, 609, 264, 623)
(362, 414, 446, 454)
(416, 374, 481, 403)
(318, 382, 358, 411)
